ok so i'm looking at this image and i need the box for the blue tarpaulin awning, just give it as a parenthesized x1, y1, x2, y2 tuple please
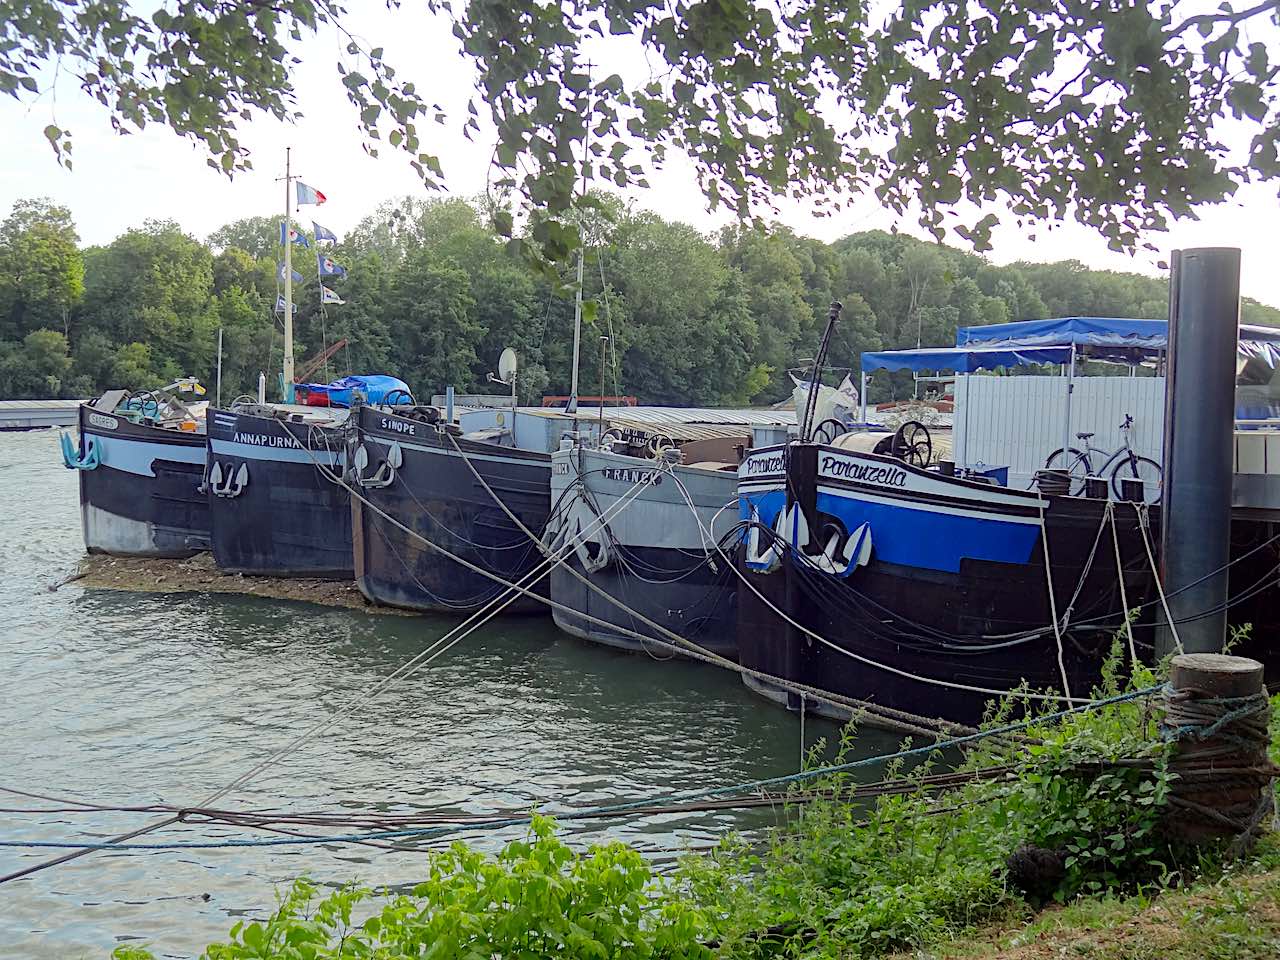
(952, 316, 1280, 367)
(955, 317, 1167, 349)
(861, 345, 1072, 374)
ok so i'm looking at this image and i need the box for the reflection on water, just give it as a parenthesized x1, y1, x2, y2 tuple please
(0, 430, 894, 958)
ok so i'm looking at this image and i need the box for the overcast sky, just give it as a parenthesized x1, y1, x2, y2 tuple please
(2, 6, 1277, 309)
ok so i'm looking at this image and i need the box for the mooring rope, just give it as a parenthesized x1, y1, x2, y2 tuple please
(1135, 502, 1184, 655)
(668, 470, 1092, 705)
(1107, 501, 1138, 666)
(1158, 681, 1280, 849)
(0, 685, 1164, 852)
(1036, 500, 1074, 704)
(0, 453, 663, 885)
(442, 433, 988, 735)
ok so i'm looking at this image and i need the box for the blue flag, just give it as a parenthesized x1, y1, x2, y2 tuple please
(277, 264, 304, 284)
(317, 255, 347, 278)
(320, 285, 345, 305)
(280, 223, 310, 247)
(313, 221, 338, 244)
(273, 295, 299, 314)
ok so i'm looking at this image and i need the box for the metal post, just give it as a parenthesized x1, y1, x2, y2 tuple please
(1062, 342, 1075, 468)
(216, 327, 223, 407)
(282, 147, 295, 403)
(859, 371, 868, 424)
(568, 245, 584, 415)
(510, 372, 518, 443)
(1159, 248, 1241, 657)
(598, 335, 608, 436)
(567, 68, 593, 417)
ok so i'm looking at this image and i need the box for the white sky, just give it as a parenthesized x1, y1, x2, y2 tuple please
(1, 5, 1277, 308)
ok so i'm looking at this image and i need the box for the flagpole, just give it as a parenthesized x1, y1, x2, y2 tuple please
(283, 146, 295, 403)
(566, 63, 593, 417)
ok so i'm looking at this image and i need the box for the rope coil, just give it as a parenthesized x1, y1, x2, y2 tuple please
(1159, 678, 1278, 850)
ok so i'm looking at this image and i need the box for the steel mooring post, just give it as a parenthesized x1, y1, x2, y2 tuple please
(1159, 248, 1241, 657)
(1159, 653, 1275, 849)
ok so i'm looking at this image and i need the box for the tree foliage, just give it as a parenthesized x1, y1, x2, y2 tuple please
(1, 194, 1278, 404)
(0, 198, 83, 341)
(5, 1, 1280, 259)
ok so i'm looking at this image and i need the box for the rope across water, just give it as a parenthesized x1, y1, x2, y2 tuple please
(0, 686, 1163, 852)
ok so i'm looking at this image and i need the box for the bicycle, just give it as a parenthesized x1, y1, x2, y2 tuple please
(1043, 414, 1162, 500)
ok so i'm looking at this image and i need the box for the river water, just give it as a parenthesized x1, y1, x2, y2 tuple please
(0, 429, 896, 958)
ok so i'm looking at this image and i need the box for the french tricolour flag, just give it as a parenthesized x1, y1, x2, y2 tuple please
(296, 182, 327, 206)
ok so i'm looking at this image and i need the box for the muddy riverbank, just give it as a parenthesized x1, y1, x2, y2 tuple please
(60, 552, 412, 614)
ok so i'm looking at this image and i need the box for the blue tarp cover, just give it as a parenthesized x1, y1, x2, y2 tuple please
(861, 345, 1072, 373)
(955, 317, 1167, 349)
(952, 316, 1280, 367)
(300, 374, 411, 407)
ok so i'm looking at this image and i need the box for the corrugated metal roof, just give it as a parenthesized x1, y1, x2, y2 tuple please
(0, 399, 84, 410)
(604, 419, 756, 442)
(593, 406, 796, 426)
(495, 405, 793, 426)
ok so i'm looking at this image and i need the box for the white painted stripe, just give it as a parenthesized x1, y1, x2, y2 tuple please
(208, 437, 341, 464)
(94, 434, 205, 478)
(815, 483, 1043, 525)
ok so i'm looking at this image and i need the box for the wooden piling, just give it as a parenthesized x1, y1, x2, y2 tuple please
(1159, 653, 1276, 850)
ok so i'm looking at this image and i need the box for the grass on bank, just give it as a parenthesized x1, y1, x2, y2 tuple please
(895, 835, 1280, 959)
(111, 648, 1280, 959)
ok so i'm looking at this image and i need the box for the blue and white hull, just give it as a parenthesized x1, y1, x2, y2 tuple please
(206, 408, 354, 579)
(70, 404, 210, 558)
(736, 443, 1159, 724)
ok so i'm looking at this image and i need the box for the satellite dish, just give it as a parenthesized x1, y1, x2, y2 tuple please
(497, 347, 518, 382)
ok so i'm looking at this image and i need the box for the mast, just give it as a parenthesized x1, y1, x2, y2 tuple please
(282, 147, 295, 402)
(568, 247, 584, 414)
(566, 64, 593, 416)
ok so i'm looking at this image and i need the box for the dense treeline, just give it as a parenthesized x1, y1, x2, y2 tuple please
(2, 195, 1278, 405)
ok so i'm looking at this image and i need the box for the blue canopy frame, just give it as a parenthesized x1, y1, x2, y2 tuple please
(860, 316, 1280, 467)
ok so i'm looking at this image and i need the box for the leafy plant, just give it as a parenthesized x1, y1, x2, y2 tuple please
(113, 814, 711, 960)
(670, 647, 1206, 955)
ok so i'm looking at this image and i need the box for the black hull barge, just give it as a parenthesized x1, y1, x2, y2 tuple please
(205, 406, 354, 579)
(736, 443, 1160, 726)
(69, 399, 210, 558)
(350, 405, 557, 614)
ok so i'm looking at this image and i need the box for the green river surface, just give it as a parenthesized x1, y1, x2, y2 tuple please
(0, 428, 897, 958)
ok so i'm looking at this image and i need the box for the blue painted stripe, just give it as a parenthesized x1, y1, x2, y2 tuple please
(94, 434, 206, 478)
(814, 489, 1040, 573)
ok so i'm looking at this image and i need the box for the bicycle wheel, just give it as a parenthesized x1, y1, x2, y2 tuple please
(1044, 447, 1092, 493)
(1110, 454, 1162, 502)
